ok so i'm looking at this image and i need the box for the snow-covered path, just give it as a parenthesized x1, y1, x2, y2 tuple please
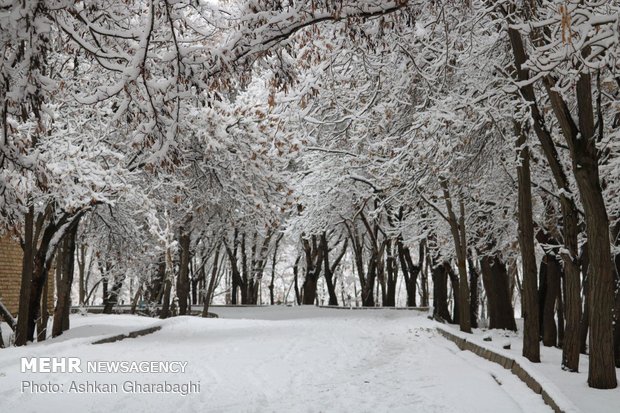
(0, 307, 551, 413)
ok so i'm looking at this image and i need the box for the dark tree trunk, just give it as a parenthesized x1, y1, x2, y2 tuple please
(440, 180, 471, 333)
(37, 277, 50, 342)
(420, 241, 429, 307)
(77, 242, 87, 305)
(539, 255, 561, 347)
(514, 118, 540, 362)
(362, 256, 376, 307)
(481, 255, 517, 331)
(322, 235, 347, 307)
(269, 234, 283, 305)
(177, 226, 191, 315)
(613, 250, 620, 367)
(447, 265, 460, 325)
(52, 224, 78, 337)
(103, 273, 126, 314)
(580, 244, 590, 355)
(15, 206, 34, 346)
(468, 256, 479, 329)
(383, 239, 398, 307)
(432, 262, 451, 322)
(202, 245, 221, 317)
(25, 211, 84, 343)
(302, 235, 324, 305)
(130, 283, 143, 315)
(398, 239, 420, 307)
(160, 274, 172, 319)
(543, 70, 617, 388)
(224, 230, 244, 305)
(293, 256, 301, 305)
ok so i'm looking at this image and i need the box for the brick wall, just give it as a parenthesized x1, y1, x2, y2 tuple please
(0, 235, 55, 317)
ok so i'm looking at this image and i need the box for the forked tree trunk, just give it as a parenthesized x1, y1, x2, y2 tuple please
(398, 240, 420, 307)
(544, 71, 617, 388)
(301, 235, 324, 305)
(440, 180, 471, 333)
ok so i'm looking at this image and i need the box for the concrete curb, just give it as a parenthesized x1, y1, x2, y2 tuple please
(92, 326, 162, 345)
(317, 305, 430, 311)
(436, 326, 580, 413)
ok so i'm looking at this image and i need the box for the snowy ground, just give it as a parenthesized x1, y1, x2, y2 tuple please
(1, 307, 555, 412)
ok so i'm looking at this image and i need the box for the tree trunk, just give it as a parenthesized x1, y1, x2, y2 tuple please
(468, 256, 479, 329)
(481, 255, 517, 331)
(539, 255, 561, 347)
(544, 71, 617, 388)
(447, 264, 460, 325)
(15, 205, 34, 346)
(293, 256, 301, 305)
(514, 119, 540, 362)
(322, 235, 347, 306)
(398, 240, 420, 307)
(202, 245, 221, 317)
(432, 262, 451, 322)
(302, 235, 324, 305)
(176, 226, 191, 315)
(580, 244, 590, 355)
(440, 180, 471, 333)
(383, 239, 398, 307)
(52, 225, 77, 337)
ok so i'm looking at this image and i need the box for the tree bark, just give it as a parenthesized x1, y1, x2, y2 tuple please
(468, 256, 479, 329)
(202, 245, 221, 317)
(52, 224, 78, 337)
(176, 225, 191, 315)
(514, 118, 540, 362)
(447, 264, 460, 325)
(440, 180, 471, 333)
(432, 262, 451, 322)
(544, 71, 617, 388)
(539, 255, 561, 347)
(15, 205, 34, 346)
(480, 255, 517, 331)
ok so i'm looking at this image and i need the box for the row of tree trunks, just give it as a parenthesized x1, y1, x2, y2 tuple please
(504, 3, 616, 387)
(440, 180, 471, 333)
(15, 205, 86, 345)
(321, 234, 348, 306)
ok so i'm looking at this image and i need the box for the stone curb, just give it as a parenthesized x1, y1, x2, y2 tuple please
(92, 326, 162, 345)
(436, 326, 580, 413)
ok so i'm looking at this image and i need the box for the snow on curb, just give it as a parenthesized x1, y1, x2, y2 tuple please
(436, 325, 580, 413)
